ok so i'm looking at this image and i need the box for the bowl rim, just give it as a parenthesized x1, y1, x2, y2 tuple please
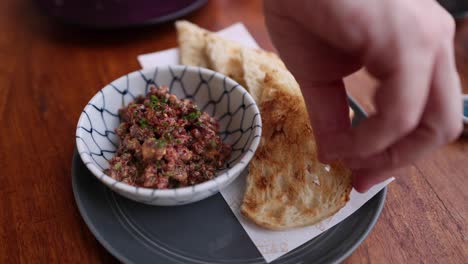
(76, 65, 262, 198)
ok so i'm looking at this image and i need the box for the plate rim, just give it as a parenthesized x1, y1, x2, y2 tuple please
(72, 96, 388, 264)
(72, 162, 134, 264)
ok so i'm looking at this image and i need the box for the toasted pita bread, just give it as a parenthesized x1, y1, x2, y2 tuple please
(175, 21, 210, 67)
(175, 21, 352, 230)
(241, 48, 287, 103)
(241, 70, 352, 230)
(176, 21, 247, 87)
(204, 34, 247, 87)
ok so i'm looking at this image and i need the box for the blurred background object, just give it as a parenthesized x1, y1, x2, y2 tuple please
(463, 95, 468, 136)
(438, 0, 468, 18)
(35, 0, 208, 28)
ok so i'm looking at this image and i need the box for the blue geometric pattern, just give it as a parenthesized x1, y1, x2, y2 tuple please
(76, 65, 262, 205)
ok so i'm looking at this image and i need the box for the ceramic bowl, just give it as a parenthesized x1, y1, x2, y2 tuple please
(76, 65, 262, 206)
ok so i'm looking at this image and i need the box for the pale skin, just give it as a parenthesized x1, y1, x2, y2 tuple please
(264, 0, 463, 192)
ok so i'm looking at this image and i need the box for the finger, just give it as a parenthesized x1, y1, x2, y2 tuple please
(352, 168, 396, 193)
(264, 14, 354, 163)
(344, 43, 462, 171)
(344, 121, 439, 170)
(322, 44, 435, 161)
(302, 81, 351, 162)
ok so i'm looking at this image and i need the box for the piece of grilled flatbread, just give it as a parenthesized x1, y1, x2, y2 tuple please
(240, 69, 352, 230)
(204, 34, 246, 87)
(176, 20, 247, 87)
(175, 21, 352, 230)
(175, 21, 210, 67)
(241, 48, 286, 103)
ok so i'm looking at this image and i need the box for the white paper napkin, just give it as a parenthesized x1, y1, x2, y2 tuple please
(137, 23, 394, 263)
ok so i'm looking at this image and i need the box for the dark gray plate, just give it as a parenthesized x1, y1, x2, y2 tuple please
(72, 97, 387, 264)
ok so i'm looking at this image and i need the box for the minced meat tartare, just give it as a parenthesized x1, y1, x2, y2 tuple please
(105, 85, 231, 189)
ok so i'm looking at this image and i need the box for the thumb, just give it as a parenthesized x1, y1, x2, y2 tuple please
(300, 80, 351, 163)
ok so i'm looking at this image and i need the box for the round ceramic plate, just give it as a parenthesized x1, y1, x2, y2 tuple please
(72, 97, 387, 264)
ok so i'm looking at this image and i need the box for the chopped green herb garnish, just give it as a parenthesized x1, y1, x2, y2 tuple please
(113, 162, 122, 170)
(209, 140, 217, 149)
(175, 139, 182, 144)
(162, 121, 169, 127)
(165, 133, 174, 141)
(156, 139, 167, 148)
(150, 95, 164, 110)
(139, 118, 148, 128)
(150, 102, 159, 109)
(186, 110, 201, 121)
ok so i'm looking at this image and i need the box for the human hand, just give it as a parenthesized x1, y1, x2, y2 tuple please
(264, 0, 463, 192)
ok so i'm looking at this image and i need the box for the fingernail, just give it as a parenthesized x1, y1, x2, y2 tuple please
(353, 183, 370, 193)
(352, 171, 371, 193)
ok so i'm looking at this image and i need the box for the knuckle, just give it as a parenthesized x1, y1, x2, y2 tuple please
(345, 5, 373, 42)
(440, 14, 456, 38)
(393, 4, 454, 51)
(419, 122, 438, 140)
(408, 14, 448, 50)
(442, 121, 463, 142)
(403, 11, 436, 49)
(387, 111, 420, 135)
(415, 24, 438, 50)
(414, 14, 454, 49)
(426, 119, 462, 145)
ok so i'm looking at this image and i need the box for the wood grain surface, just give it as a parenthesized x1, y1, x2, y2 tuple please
(0, 0, 466, 263)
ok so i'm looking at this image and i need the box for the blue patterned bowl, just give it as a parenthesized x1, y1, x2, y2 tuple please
(76, 66, 262, 205)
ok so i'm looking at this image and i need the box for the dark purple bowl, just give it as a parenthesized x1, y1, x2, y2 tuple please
(437, 0, 468, 17)
(35, 0, 208, 28)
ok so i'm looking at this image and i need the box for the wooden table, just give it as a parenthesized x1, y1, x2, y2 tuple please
(1, 1, 466, 263)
